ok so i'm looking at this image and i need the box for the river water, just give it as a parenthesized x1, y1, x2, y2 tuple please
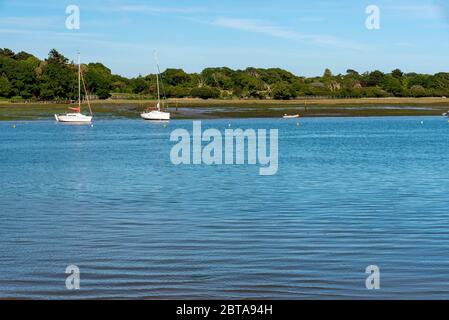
(1, 116, 449, 299)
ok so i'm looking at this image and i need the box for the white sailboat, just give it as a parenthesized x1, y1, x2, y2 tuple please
(141, 53, 170, 121)
(55, 52, 93, 123)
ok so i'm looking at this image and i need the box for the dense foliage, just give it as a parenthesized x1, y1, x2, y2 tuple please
(1, 48, 449, 101)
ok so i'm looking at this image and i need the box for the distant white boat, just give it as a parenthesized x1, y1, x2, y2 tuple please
(442, 111, 449, 117)
(283, 114, 300, 119)
(141, 52, 170, 121)
(55, 52, 93, 123)
(141, 104, 170, 120)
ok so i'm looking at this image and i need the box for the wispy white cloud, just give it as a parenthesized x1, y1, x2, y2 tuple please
(387, 4, 444, 20)
(211, 18, 369, 51)
(395, 42, 417, 48)
(0, 28, 100, 39)
(0, 16, 60, 28)
(112, 4, 206, 14)
(299, 17, 328, 23)
(212, 18, 298, 39)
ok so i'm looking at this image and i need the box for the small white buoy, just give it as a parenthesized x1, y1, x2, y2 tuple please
(296, 122, 300, 126)
(228, 123, 231, 127)
(421, 121, 424, 125)
(91, 124, 94, 128)
(12, 124, 16, 129)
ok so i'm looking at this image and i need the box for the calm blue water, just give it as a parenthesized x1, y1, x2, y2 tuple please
(1, 116, 449, 299)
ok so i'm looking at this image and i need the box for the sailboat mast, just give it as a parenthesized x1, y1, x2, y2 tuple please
(156, 73, 161, 110)
(78, 52, 81, 110)
(153, 51, 162, 111)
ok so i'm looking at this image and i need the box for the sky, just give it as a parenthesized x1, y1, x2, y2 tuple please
(0, 0, 448, 78)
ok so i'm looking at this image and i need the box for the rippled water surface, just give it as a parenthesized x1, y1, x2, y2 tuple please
(1, 117, 449, 299)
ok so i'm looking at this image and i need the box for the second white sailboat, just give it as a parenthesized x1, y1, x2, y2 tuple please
(141, 52, 170, 121)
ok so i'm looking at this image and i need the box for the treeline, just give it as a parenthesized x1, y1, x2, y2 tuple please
(1, 48, 449, 101)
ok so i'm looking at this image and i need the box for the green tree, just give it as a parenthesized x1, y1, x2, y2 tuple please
(346, 69, 359, 76)
(410, 85, 427, 97)
(0, 48, 15, 58)
(392, 69, 403, 79)
(39, 50, 77, 99)
(323, 68, 333, 78)
(14, 51, 34, 61)
(190, 87, 220, 99)
(363, 70, 385, 87)
(0, 76, 12, 97)
(261, 68, 296, 84)
(272, 82, 295, 100)
(47, 49, 69, 64)
(85, 63, 112, 99)
(131, 76, 149, 94)
(162, 68, 190, 86)
(381, 75, 405, 96)
(165, 86, 191, 98)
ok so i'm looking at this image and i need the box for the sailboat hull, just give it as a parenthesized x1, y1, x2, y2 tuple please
(55, 113, 93, 123)
(141, 110, 170, 120)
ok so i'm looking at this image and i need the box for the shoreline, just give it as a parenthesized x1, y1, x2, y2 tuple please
(1, 97, 449, 121)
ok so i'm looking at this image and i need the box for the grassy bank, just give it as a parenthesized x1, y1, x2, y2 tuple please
(1, 97, 449, 120)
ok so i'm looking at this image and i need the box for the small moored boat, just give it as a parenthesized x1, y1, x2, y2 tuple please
(54, 111, 92, 123)
(283, 114, 300, 119)
(141, 104, 170, 120)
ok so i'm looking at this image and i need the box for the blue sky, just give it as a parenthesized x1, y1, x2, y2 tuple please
(1, 0, 448, 77)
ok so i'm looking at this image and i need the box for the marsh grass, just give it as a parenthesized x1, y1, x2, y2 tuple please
(1, 97, 448, 120)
